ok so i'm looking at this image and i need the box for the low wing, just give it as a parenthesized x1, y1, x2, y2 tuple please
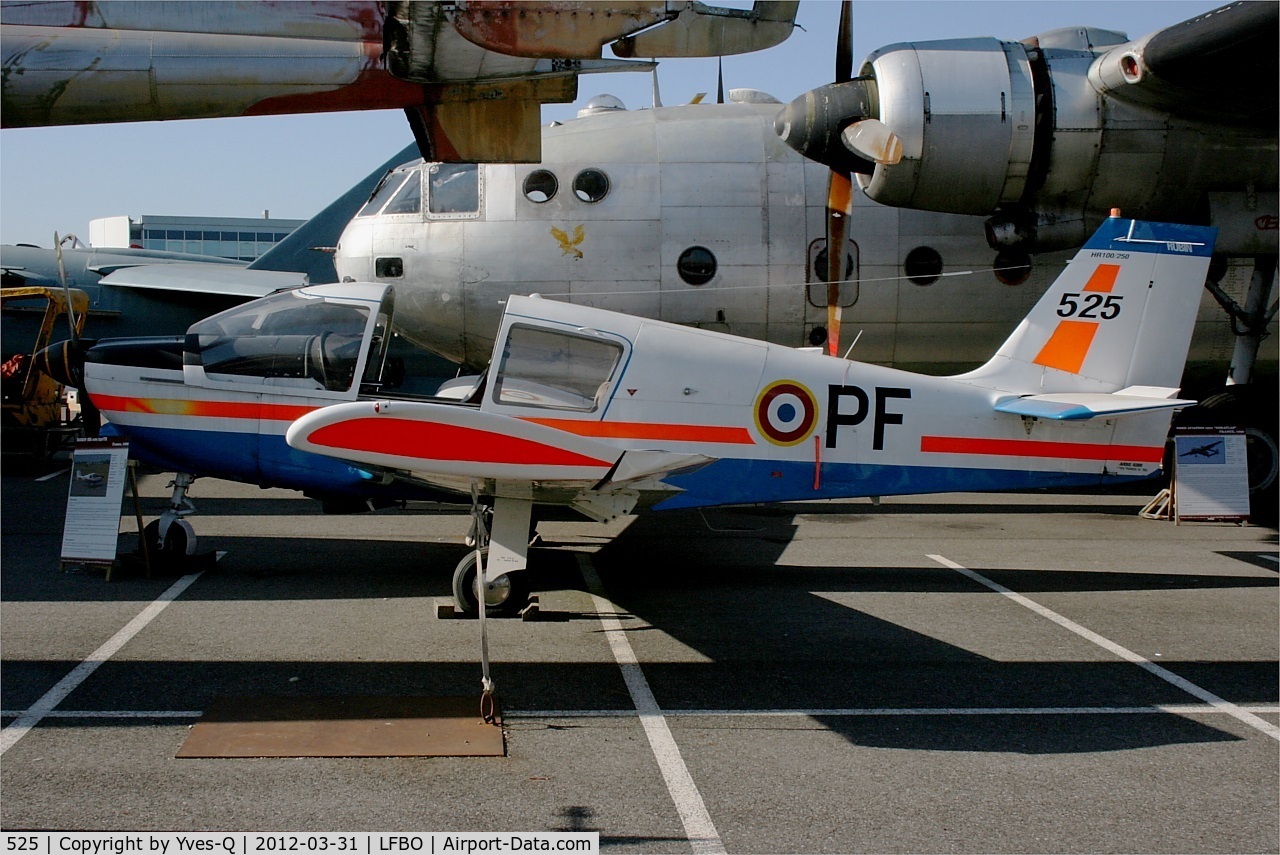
(287, 398, 712, 486)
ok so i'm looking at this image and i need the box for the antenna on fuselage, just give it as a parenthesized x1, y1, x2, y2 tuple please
(651, 62, 662, 108)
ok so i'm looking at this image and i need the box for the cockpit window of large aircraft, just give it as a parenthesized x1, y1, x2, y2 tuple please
(494, 324, 622, 412)
(356, 169, 414, 218)
(382, 171, 422, 215)
(428, 164, 480, 216)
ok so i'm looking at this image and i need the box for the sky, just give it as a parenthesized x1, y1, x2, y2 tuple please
(0, 1, 1221, 249)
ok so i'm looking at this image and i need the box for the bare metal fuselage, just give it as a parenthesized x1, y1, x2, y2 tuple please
(334, 99, 1270, 382)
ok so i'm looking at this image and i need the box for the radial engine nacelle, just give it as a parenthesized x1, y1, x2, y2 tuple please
(775, 2, 1278, 255)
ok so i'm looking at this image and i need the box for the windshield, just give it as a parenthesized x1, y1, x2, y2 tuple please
(186, 290, 370, 392)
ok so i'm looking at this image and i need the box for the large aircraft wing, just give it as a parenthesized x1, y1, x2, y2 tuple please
(98, 264, 305, 300)
(1, 1, 797, 162)
(1090, 0, 1278, 126)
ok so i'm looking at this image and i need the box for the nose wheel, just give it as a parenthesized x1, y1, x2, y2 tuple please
(452, 547, 530, 617)
(142, 517, 196, 557)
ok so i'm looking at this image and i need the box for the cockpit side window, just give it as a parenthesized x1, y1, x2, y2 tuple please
(494, 324, 622, 412)
(186, 291, 370, 393)
(428, 164, 480, 216)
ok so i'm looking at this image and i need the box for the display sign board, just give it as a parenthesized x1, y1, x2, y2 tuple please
(60, 437, 131, 566)
(1173, 427, 1250, 523)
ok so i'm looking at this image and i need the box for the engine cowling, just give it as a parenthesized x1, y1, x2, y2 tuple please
(776, 18, 1279, 255)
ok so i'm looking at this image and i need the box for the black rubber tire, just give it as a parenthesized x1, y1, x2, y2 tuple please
(142, 518, 194, 558)
(452, 547, 530, 617)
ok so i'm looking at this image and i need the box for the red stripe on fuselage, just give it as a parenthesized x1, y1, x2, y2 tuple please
(522, 417, 754, 444)
(921, 436, 1163, 463)
(305, 417, 613, 469)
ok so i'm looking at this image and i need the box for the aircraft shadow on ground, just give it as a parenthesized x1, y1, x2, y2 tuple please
(4, 502, 1276, 754)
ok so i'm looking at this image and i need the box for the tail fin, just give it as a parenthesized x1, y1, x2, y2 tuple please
(960, 216, 1216, 395)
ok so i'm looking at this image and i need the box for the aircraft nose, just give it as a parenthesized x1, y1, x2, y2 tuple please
(33, 338, 92, 389)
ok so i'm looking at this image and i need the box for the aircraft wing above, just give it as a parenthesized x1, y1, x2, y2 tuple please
(99, 264, 306, 299)
(993, 387, 1195, 421)
(0, 0, 797, 162)
(1089, 0, 1278, 126)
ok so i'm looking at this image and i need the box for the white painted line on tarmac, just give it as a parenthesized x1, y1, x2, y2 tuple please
(928, 554, 1280, 742)
(577, 554, 726, 855)
(1260, 553, 1278, 564)
(0, 572, 204, 756)
(7, 705, 1277, 720)
(510, 705, 1280, 718)
(0, 710, 203, 718)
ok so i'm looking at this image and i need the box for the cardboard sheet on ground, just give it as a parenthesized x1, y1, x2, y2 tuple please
(177, 696, 505, 758)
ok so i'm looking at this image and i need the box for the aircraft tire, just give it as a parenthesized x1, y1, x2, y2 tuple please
(142, 518, 197, 560)
(452, 547, 530, 617)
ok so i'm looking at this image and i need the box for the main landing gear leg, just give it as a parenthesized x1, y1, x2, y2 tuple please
(142, 472, 198, 559)
(451, 484, 533, 618)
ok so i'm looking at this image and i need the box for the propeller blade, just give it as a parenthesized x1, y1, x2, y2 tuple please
(825, 0, 855, 358)
(835, 0, 853, 83)
(842, 118, 903, 165)
(53, 232, 81, 349)
(825, 170, 852, 357)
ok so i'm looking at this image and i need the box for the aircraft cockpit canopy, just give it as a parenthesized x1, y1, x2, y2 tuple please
(184, 285, 393, 395)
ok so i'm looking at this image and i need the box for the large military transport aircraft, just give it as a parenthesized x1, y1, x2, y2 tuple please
(74, 216, 1217, 613)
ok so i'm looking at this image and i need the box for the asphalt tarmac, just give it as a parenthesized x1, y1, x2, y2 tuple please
(2, 456, 1277, 853)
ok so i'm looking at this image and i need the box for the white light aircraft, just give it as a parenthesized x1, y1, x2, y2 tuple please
(79, 215, 1217, 613)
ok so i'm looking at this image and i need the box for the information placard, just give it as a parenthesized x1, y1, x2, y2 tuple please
(1173, 427, 1250, 522)
(60, 437, 131, 565)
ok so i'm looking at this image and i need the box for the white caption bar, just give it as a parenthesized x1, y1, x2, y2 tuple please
(1, 834, 598, 855)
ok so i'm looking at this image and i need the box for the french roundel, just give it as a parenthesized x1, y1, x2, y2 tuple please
(754, 381, 817, 446)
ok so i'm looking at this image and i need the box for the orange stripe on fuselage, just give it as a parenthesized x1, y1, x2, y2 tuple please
(91, 394, 316, 422)
(522, 417, 754, 445)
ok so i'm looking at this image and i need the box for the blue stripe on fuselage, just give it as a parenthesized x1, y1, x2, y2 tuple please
(654, 457, 1151, 510)
(102, 423, 439, 501)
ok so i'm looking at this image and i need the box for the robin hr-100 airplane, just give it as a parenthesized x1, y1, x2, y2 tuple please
(78, 215, 1213, 614)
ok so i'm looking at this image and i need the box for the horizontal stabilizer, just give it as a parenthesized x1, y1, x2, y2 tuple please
(994, 386, 1193, 421)
(100, 264, 305, 299)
